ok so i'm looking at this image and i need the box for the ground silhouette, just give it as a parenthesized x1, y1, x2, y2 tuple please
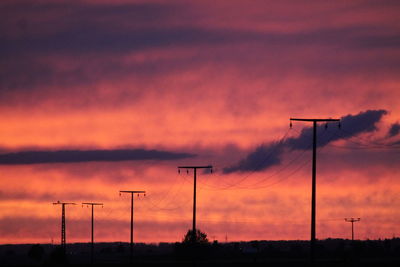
(1, 238, 400, 266)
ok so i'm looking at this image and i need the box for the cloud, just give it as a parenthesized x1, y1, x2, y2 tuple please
(2, 0, 400, 100)
(388, 122, 400, 137)
(0, 149, 194, 165)
(224, 110, 387, 173)
(223, 142, 283, 174)
(0, 189, 103, 202)
(286, 109, 387, 150)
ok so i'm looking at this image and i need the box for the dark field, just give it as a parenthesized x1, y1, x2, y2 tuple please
(1, 238, 400, 266)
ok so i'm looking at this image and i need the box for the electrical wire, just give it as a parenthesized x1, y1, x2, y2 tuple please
(196, 128, 294, 190)
(196, 127, 327, 191)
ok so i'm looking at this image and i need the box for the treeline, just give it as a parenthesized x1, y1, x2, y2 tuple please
(1, 238, 400, 266)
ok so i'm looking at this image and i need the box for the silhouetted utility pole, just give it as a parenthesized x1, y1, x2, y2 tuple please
(120, 190, 146, 262)
(290, 118, 340, 266)
(178, 165, 213, 242)
(345, 217, 361, 240)
(82, 202, 103, 264)
(52, 201, 76, 254)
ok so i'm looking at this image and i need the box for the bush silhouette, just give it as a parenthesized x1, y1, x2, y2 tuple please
(182, 229, 209, 244)
(175, 229, 212, 259)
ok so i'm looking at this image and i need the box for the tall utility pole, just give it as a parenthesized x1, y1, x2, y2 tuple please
(345, 217, 361, 241)
(119, 190, 146, 262)
(52, 201, 76, 253)
(178, 165, 213, 242)
(290, 118, 340, 265)
(82, 202, 103, 264)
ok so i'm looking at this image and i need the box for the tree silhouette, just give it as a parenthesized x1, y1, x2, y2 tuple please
(182, 229, 209, 244)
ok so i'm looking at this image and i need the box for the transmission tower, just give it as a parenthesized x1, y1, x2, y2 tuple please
(82, 202, 103, 264)
(290, 118, 340, 266)
(52, 201, 76, 253)
(119, 190, 146, 262)
(345, 217, 361, 240)
(178, 165, 213, 242)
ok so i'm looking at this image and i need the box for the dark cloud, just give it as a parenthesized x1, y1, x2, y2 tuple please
(0, 149, 194, 165)
(223, 142, 283, 174)
(2, 0, 398, 57)
(286, 109, 387, 150)
(2, 1, 400, 95)
(0, 190, 103, 202)
(225, 110, 387, 173)
(388, 122, 400, 137)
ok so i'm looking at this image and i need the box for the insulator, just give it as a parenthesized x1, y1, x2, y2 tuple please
(338, 122, 341, 129)
(144, 193, 146, 197)
(210, 168, 213, 173)
(119, 192, 121, 196)
(325, 123, 328, 129)
(137, 193, 139, 197)
(178, 169, 180, 174)
(187, 170, 189, 174)
(81, 205, 83, 208)
(102, 205, 103, 208)
(290, 122, 292, 128)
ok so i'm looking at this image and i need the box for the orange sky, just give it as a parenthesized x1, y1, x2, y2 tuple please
(0, 0, 400, 244)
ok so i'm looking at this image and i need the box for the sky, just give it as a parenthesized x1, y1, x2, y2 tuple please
(0, 0, 400, 244)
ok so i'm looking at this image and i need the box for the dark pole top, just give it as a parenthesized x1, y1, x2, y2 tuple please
(82, 202, 104, 206)
(290, 118, 340, 122)
(53, 202, 76, 205)
(120, 190, 146, 194)
(345, 218, 361, 222)
(177, 165, 213, 169)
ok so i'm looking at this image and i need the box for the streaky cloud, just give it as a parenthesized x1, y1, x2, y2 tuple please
(224, 109, 387, 173)
(0, 149, 194, 165)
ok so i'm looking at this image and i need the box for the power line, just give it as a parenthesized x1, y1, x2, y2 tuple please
(52, 201, 76, 255)
(196, 128, 321, 191)
(331, 128, 400, 148)
(177, 165, 213, 242)
(82, 202, 103, 264)
(345, 217, 361, 241)
(119, 190, 146, 262)
(195, 129, 296, 191)
(290, 117, 340, 266)
(211, 129, 292, 189)
(144, 176, 190, 211)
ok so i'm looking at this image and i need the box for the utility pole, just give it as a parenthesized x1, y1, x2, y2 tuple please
(290, 118, 340, 266)
(345, 218, 361, 241)
(119, 190, 146, 262)
(178, 165, 213, 242)
(52, 201, 76, 255)
(82, 202, 103, 264)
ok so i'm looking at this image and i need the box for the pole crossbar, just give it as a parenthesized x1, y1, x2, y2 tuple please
(290, 118, 340, 122)
(82, 202, 103, 206)
(178, 165, 213, 169)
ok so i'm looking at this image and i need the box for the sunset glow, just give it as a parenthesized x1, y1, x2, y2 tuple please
(1, 0, 400, 245)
